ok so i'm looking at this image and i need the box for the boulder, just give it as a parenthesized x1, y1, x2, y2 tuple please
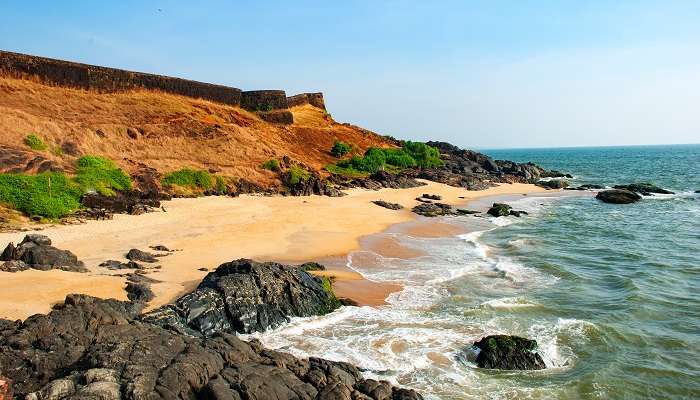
(126, 248, 158, 263)
(99, 260, 143, 270)
(596, 189, 642, 204)
(487, 203, 512, 217)
(613, 183, 674, 195)
(537, 179, 569, 189)
(412, 203, 455, 217)
(372, 200, 404, 210)
(143, 259, 342, 336)
(421, 193, 442, 200)
(469, 335, 546, 370)
(0, 235, 87, 272)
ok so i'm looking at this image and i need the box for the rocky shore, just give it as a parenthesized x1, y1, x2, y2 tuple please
(0, 258, 423, 400)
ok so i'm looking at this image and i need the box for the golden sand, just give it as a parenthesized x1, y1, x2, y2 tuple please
(0, 181, 546, 320)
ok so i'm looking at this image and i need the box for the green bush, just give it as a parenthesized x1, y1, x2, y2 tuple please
(261, 159, 280, 172)
(215, 176, 228, 193)
(331, 140, 352, 158)
(403, 141, 443, 168)
(0, 173, 82, 219)
(162, 168, 213, 190)
(324, 164, 370, 178)
(75, 156, 132, 196)
(319, 276, 342, 313)
(287, 166, 311, 186)
(24, 134, 48, 151)
(329, 142, 441, 175)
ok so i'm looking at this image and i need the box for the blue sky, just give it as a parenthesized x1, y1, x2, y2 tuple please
(1, 1, 699, 148)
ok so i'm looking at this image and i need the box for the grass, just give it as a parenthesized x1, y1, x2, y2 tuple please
(261, 159, 280, 172)
(0, 155, 133, 219)
(162, 168, 213, 190)
(287, 165, 311, 186)
(215, 175, 227, 194)
(0, 173, 83, 219)
(24, 134, 48, 151)
(75, 156, 132, 196)
(328, 141, 442, 175)
(319, 276, 342, 313)
(324, 164, 370, 178)
(331, 140, 351, 158)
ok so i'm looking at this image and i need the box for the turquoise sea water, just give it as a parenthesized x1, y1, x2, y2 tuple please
(256, 144, 699, 399)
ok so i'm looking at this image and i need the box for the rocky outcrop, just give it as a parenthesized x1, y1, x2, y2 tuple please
(329, 170, 425, 192)
(468, 335, 546, 370)
(537, 179, 569, 189)
(421, 193, 442, 200)
(143, 259, 342, 336)
(412, 203, 456, 217)
(126, 248, 158, 263)
(0, 234, 87, 272)
(596, 189, 642, 204)
(613, 183, 674, 196)
(372, 200, 403, 210)
(486, 203, 528, 217)
(0, 294, 422, 400)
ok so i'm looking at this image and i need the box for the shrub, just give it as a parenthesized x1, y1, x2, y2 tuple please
(287, 166, 311, 186)
(162, 168, 213, 190)
(215, 175, 228, 194)
(261, 159, 280, 172)
(319, 276, 342, 313)
(329, 142, 441, 175)
(24, 134, 48, 151)
(324, 164, 370, 178)
(403, 141, 442, 168)
(0, 173, 82, 219)
(331, 140, 351, 158)
(75, 156, 132, 196)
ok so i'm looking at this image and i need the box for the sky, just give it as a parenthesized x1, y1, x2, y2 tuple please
(1, 1, 699, 149)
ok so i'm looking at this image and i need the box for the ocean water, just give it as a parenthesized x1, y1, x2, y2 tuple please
(253, 144, 700, 399)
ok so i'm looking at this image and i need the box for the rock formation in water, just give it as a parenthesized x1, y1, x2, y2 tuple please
(0, 294, 423, 399)
(143, 259, 341, 336)
(596, 189, 642, 204)
(469, 335, 546, 370)
(486, 203, 528, 217)
(0, 234, 87, 273)
(613, 183, 674, 196)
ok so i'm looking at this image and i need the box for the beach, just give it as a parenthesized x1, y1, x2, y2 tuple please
(0, 181, 545, 320)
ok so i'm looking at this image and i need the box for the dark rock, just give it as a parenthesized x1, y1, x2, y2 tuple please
(613, 183, 674, 195)
(0, 293, 422, 399)
(300, 262, 326, 271)
(469, 335, 546, 370)
(198, 267, 208, 271)
(456, 209, 480, 215)
(149, 245, 171, 252)
(143, 259, 342, 336)
(0, 260, 30, 272)
(537, 179, 569, 189)
(99, 260, 143, 270)
(487, 203, 512, 217)
(0, 234, 87, 272)
(565, 183, 604, 191)
(421, 193, 442, 200)
(372, 200, 404, 210)
(125, 281, 155, 303)
(412, 203, 455, 217)
(126, 248, 158, 263)
(596, 189, 642, 204)
(414, 197, 432, 203)
(81, 190, 161, 216)
(339, 298, 360, 307)
(73, 208, 113, 220)
(509, 210, 529, 217)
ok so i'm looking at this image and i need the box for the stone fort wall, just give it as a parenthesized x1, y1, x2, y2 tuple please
(287, 93, 326, 110)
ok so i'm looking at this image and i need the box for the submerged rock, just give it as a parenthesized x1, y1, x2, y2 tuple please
(487, 203, 512, 217)
(143, 259, 341, 336)
(372, 200, 404, 210)
(565, 183, 605, 191)
(0, 294, 422, 399)
(613, 183, 674, 195)
(596, 189, 642, 204)
(469, 335, 546, 370)
(0, 234, 87, 272)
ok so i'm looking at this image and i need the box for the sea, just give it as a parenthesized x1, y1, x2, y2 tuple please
(252, 144, 699, 399)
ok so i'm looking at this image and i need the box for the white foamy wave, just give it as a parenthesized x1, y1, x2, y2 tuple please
(526, 318, 599, 369)
(480, 297, 540, 309)
(489, 216, 514, 226)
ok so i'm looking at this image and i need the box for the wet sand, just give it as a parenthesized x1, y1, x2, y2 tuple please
(0, 181, 547, 320)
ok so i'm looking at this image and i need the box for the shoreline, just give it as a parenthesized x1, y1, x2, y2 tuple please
(0, 181, 548, 320)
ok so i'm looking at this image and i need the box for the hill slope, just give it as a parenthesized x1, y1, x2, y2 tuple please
(0, 76, 392, 188)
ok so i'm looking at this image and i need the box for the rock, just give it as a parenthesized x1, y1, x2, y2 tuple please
(0, 260, 30, 272)
(300, 262, 326, 271)
(0, 292, 423, 399)
(421, 193, 442, 200)
(487, 203, 512, 217)
(81, 190, 161, 216)
(596, 189, 642, 204)
(613, 183, 674, 195)
(537, 179, 569, 189)
(149, 245, 171, 252)
(73, 208, 113, 220)
(565, 184, 604, 191)
(469, 335, 546, 370)
(0, 235, 87, 272)
(143, 259, 342, 336)
(198, 267, 208, 271)
(509, 210, 529, 217)
(412, 203, 455, 217)
(99, 260, 143, 270)
(126, 248, 158, 263)
(414, 197, 432, 203)
(125, 281, 154, 303)
(372, 200, 404, 210)
(339, 298, 360, 307)
(456, 209, 479, 215)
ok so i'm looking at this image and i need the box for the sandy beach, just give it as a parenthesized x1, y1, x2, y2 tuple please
(0, 181, 546, 320)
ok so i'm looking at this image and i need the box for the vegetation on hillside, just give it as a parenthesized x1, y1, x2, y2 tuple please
(24, 134, 48, 151)
(0, 155, 133, 219)
(287, 165, 312, 186)
(261, 159, 280, 172)
(162, 169, 213, 190)
(331, 140, 351, 158)
(326, 141, 442, 176)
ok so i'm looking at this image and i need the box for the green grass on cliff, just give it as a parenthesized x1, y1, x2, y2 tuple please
(287, 166, 311, 186)
(24, 134, 48, 151)
(328, 141, 442, 175)
(0, 155, 132, 219)
(319, 276, 342, 313)
(162, 168, 214, 190)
